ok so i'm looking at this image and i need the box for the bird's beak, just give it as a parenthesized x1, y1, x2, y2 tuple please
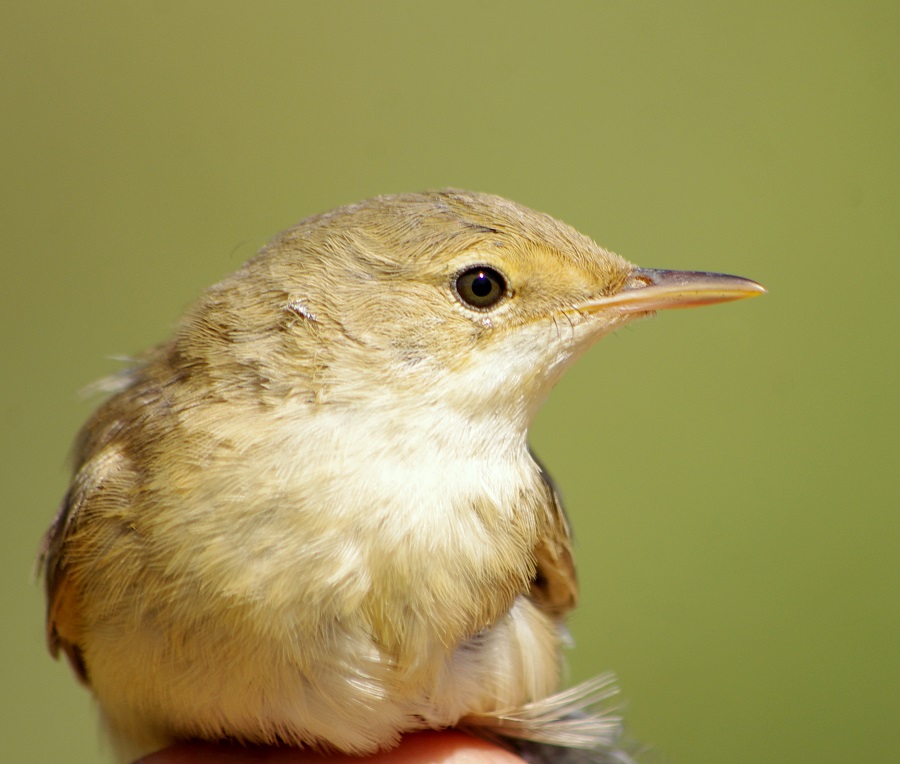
(582, 268, 766, 314)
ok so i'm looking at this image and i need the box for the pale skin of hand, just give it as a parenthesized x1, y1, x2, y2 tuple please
(136, 732, 526, 763)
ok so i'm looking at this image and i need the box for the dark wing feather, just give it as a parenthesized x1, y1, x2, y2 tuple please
(38, 489, 89, 683)
(528, 450, 578, 617)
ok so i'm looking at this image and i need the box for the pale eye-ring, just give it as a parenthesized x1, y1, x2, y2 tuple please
(454, 266, 508, 310)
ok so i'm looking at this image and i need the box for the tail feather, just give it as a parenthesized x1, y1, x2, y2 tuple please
(508, 738, 637, 764)
(462, 673, 635, 762)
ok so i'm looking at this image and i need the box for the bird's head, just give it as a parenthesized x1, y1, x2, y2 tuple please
(174, 190, 764, 437)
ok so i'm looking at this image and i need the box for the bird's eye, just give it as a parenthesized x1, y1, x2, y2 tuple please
(454, 266, 508, 310)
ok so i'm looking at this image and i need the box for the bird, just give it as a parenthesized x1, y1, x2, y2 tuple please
(40, 189, 764, 763)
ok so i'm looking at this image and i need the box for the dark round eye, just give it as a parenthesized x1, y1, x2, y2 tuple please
(454, 266, 508, 310)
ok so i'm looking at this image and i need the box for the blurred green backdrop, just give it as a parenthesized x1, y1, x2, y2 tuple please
(2, 2, 896, 762)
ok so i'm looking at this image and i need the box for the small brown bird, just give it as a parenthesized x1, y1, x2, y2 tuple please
(40, 190, 764, 763)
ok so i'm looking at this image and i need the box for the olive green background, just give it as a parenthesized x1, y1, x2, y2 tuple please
(2, 3, 896, 762)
